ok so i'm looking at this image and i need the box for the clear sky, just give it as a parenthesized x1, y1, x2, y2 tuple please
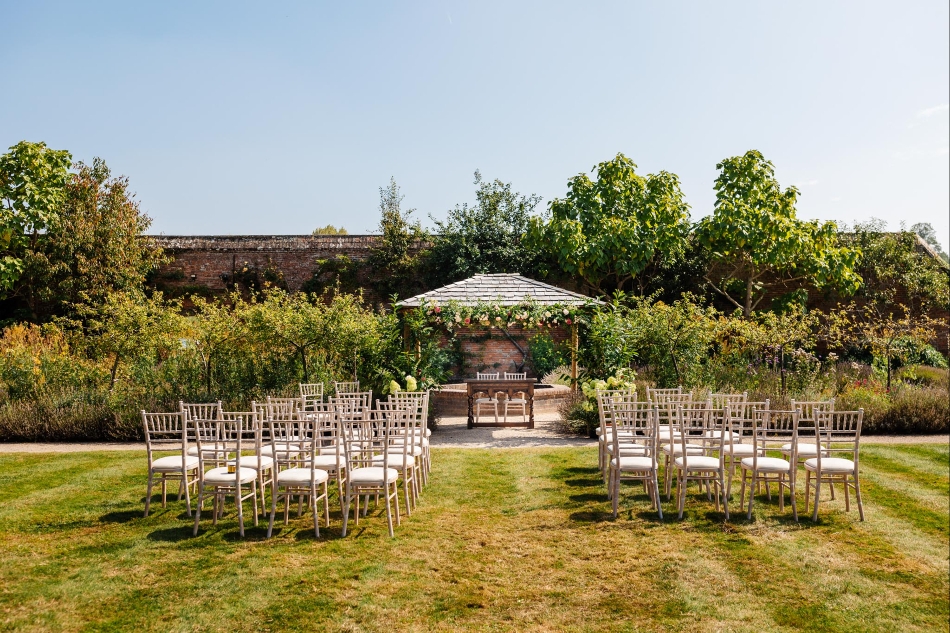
(2, 1, 948, 248)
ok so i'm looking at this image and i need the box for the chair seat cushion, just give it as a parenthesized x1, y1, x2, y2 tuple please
(349, 467, 399, 484)
(151, 455, 200, 472)
(372, 454, 415, 468)
(261, 443, 301, 457)
(606, 443, 647, 455)
(804, 457, 856, 473)
(312, 454, 347, 470)
(722, 443, 757, 456)
(740, 456, 791, 473)
(277, 467, 330, 485)
(674, 455, 721, 471)
(611, 456, 655, 470)
(203, 466, 257, 484)
(227, 455, 273, 470)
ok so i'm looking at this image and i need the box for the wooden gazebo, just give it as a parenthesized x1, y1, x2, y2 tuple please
(397, 273, 599, 386)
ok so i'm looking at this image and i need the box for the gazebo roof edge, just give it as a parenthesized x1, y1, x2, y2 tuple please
(396, 273, 602, 308)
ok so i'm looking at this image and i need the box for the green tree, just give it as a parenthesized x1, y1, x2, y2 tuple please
(529, 153, 691, 295)
(367, 178, 428, 299)
(80, 291, 183, 390)
(696, 150, 860, 317)
(18, 158, 164, 321)
(312, 224, 348, 235)
(427, 172, 546, 286)
(0, 141, 72, 296)
(243, 289, 328, 382)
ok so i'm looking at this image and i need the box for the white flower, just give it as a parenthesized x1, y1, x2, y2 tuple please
(544, 311, 551, 318)
(563, 308, 569, 315)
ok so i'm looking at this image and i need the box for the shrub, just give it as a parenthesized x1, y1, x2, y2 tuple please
(527, 334, 569, 378)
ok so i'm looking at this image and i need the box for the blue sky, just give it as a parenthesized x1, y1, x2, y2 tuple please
(2, 1, 948, 248)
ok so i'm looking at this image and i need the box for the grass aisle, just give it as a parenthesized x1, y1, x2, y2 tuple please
(0, 445, 947, 632)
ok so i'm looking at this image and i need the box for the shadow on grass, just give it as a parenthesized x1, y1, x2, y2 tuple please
(99, 510, 142, 523)
(147, 525, 194, 542)
(567, 492, 607, 504)
(563, 478, 602, 488)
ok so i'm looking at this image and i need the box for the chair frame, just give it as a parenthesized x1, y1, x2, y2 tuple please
(192, 418, 260, 537)
(673, 403, 728, 520)
(805, 409, 864, 522)
(739, 409, 799, 521)
(608, 401, 662, 518)
(266, 417, 331, 538)
(340, 416, 401, 537)
(142, 411, 200, 517)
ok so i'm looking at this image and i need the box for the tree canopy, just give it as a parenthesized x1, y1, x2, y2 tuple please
(427, 172, 546, 286)
(696, 150, 860, 317)
(529, 153, 691, 295)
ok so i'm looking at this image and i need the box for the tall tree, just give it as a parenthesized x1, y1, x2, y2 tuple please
(367, 178, 428, 299)
(17, 158, 164, 321)
(427, 172, 546, 286)
(0, 141, 72, 296)
(529, 153, 691, 295)
(696, 150, 860, 317)
(911, 222, 949, 263)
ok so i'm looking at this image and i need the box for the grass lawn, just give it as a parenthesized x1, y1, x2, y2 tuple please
(0, 444, 947, 632)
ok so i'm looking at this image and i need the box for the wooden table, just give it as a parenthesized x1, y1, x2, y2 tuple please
(466, 379, 535, 429)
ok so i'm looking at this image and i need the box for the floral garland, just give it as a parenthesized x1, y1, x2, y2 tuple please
(418, 298, 594, 332)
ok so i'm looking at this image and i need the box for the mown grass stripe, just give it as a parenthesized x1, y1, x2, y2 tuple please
(853, 468, 949, 542)
(862, 445, 950, 485)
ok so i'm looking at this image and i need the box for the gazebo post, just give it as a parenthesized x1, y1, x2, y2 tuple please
(570, 323, 579, 391)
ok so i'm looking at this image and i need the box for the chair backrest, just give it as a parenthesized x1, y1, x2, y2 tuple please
(504, 372, 527, 380)
(711, 392, 747, 410)
(790, 399, 835, 424)
(269, 417, 318, 471)
(476, 372, 500, 380)
(142, 411, 189, 464)
(749, 409, 799, 466)
(179, 401, 221, 421)
(814, 409, 863, 466)
(193, 418, 256, 476)
(725, 400, 770, 442)
(334, 380, 360, 394)
(388, 391, 429, 424)
(299, 383, 325, 410)
(675, 404, 723, 469)
(341, 414, 397, 472)
(266, 396, 302, 420)
(330, 396, 368, 422)
(646, 386, 682, 403)
(611, 401, 659, 461)
(596, 388, 636, 435)
(330, 390, 372, 414)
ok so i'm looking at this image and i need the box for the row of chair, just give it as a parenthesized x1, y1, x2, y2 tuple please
(598, 390, 864, 522)
(141, 388, 432, 538)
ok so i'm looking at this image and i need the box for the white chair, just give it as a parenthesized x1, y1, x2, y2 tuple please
(739, 409, 799, 521)
(192, 418, 260, 537)
(372, 405, 417, 515)
(501, 372, 529, 422)
(660, 400, 711, 499)
(266, 417, 330, 538)
(805, 409, 865, 522)
(596, 388, 636, 483)
(309, 406, 348, 502)
(388, 391, 431, 483)
(142, 411, 200, 517)
(179, 401, 221, 421)
(711, 392, 747, 410)
(220, 410, 273, 515)
(299, 383, 325, 410)
(608, 402, 662, 519)
(474, 373, 500, 424)
(334, 380, 361, 394)
(646, 386, 683, 403)
(722, 401, 769, 497)
(673, 403, 728, 519)
(340, 417, 401, 537)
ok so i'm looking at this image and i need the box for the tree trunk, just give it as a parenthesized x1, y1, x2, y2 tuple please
(744, 276, 753, 318)
(300, 347, 309, 383)
(109, 353, 121, 391)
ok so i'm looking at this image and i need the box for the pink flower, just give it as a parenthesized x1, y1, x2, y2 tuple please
(565, 318, 572, 325)
(434, 306, 441, 313)
(464, 317, 470, 324)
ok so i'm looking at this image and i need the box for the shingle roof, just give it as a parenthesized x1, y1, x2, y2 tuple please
(397, 274, 599, 308)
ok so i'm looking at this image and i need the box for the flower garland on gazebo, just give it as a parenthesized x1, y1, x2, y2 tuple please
(417, 298, 593, 332)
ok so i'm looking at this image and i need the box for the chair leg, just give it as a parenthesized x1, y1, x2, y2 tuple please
(789, 474, 798, 522)
(161, 478, 167, 508)
(385, 485, 395, 538)
(653, 471, 663, 520)
(853, 473, 865, 521)
(812, 473, 821, 522)
(746, 472, 755, 520)
(311, 483, 320, 538)
(341, 487, 351, 537)
(144, 472, 155, 518)
(804, 470, 811, 515)
(192, 486, 205, 536)
(611, 469, 619, 519)
(267, 487, 279, 538)
(677, 471, 686, 519)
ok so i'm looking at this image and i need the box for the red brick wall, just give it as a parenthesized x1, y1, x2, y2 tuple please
(437, 325, 571, 379)
(153, 235, 381, 291)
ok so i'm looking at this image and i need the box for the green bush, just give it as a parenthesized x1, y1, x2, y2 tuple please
(527, 334, 569, 379)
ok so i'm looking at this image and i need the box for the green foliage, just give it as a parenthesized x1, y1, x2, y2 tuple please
(697, 150, 860, 316)
(0, 141, 72, 296)
(911, 222, 949, 263)
(427, 172, 547, 286)
(530, 153, 691, 294)
(312, 224, 348, 235)
(526, 333, 569, 378)
(1, 152, 163, 322)
(367, 178, 428, 299)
